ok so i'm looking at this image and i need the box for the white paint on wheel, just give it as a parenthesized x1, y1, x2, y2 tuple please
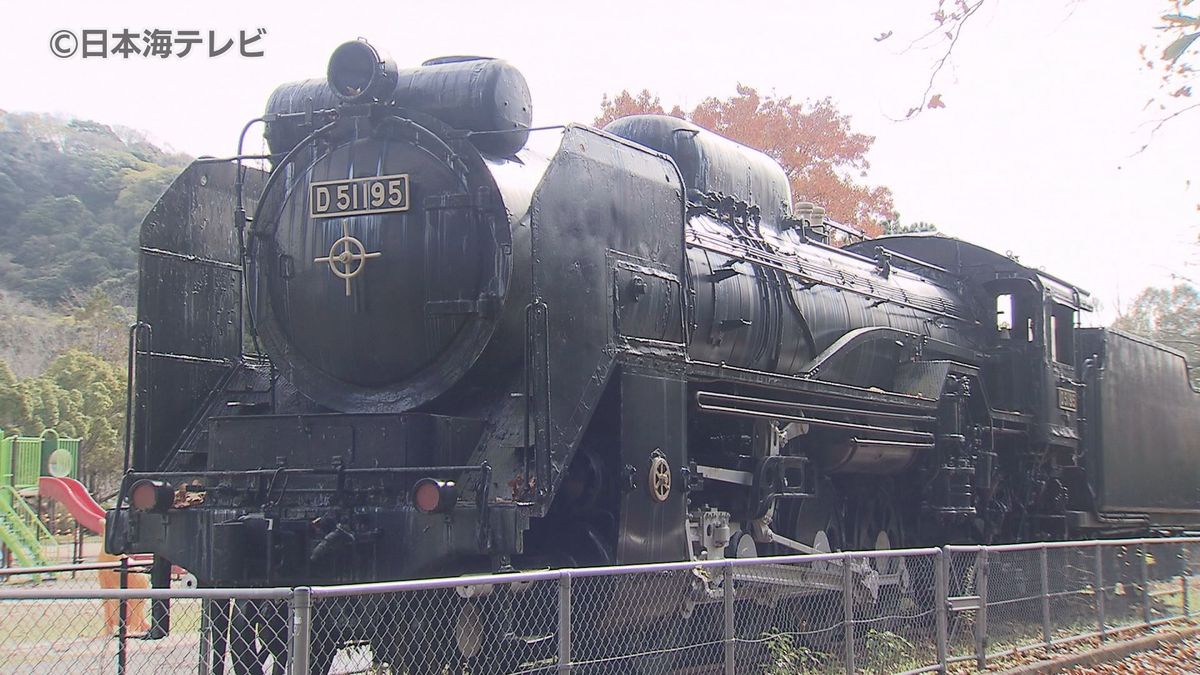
(873, 530, 892, 574)
(812, 530, 832, 572)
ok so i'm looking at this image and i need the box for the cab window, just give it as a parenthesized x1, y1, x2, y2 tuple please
(1050, 304, 1075, 365)
(993, 290, 1037, 345)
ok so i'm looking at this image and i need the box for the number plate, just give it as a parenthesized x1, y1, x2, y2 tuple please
(309, 174, 409, 219)
(1057, 387, 1078, 412)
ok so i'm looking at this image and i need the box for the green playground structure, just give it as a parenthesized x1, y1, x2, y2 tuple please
(0, 429, 82, 569)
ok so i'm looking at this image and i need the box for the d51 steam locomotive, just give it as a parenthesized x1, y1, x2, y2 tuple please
(107, 38, 1199, 670)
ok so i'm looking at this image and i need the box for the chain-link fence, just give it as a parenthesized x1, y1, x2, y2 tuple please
(0, 537, 1196, 674)
(0, 559, 290, 674)
(942, 538, 1200, 671)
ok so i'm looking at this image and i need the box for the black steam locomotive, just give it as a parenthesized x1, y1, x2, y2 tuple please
(108, 39, 1199, 669)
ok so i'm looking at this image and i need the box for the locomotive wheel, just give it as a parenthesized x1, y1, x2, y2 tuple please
(229, 600, 263, 675)
(568, 576, 690, 675)
(458, 596, 525, 675)
(456, 601, 485, 662)
(773, 492, 847, 656)
(783, 486, 846, 566)
(851, 493, 912, 634)
(861, 501, 909, 594)
(398, 590, 458, 675)
(369, 601, 405, 673)
(621, 615, 687, 675)
(864, 530, 911, 633)
(307, 599, 349, 675)
(224, 598, 293, 675)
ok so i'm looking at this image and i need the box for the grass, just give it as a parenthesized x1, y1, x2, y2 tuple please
(0, 598, 202, 646)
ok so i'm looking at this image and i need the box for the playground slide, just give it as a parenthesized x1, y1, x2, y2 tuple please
(38, 476, 106, 534)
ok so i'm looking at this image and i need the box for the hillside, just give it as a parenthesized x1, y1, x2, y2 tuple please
(0, 112, 189, 488)
(0, 111, 190, 307)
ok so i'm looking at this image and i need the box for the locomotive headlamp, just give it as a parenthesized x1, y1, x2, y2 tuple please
(129, 479, 174, 513)
(412, 478, 458, 514)
(327, 40, 398, 104)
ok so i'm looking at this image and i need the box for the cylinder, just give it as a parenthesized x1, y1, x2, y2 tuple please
(811, 437, 925, 474)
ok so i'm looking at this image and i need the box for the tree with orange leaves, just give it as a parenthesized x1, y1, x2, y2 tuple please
(595, 87, 894, 236)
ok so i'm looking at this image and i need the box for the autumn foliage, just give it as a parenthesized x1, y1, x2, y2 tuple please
(595, 87, 894, 235)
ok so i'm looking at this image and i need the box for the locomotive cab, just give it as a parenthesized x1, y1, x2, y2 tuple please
(985, 278, 1043, 411)
(862, 236, 1089, 450)
(983, 277, 1083, 434)
(1043, 284, 1085, 444)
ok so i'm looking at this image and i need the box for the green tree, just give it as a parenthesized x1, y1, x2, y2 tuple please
(64, 288, 131, 362)
(0, 360, 30, 430)
(1112, 283, 1200, 387)
(0, 351, 126, 488)
(42, 350, 126, 483)
(113, 164, 178, 228)
(881, 212, 940, 235)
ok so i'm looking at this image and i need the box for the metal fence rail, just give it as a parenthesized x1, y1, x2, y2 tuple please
(0, 537, 1195, 674)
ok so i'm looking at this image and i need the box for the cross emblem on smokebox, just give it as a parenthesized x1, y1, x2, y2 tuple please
(314, 222, 382, 296)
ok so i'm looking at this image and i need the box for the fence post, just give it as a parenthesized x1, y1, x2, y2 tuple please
(974, 548, 988, 671)
(199, 599, 212, 674)
(1040, 546, 1052, 648)
(1184, 542, 1192, 618)
(558, 573, 572, 674)
(843, 553, 856, 674)
(1140, 542, 1152, 627)
(1184, 573, 1191, 618)
(723, 563, 735, 675)
(291, 587, 312, 675)
(1095, 545, 1106, 641)
(935, 550, 949, 673)
(117, 556, 128, 675)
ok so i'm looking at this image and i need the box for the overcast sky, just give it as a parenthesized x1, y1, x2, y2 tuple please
(5, 1, 1196, 322)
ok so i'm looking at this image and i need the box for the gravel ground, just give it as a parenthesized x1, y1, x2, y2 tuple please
(943, 622, 1200, 673)
(1062, 634, 1200, 674)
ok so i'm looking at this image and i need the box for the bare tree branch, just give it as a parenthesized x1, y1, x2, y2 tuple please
(890, 0, 988, 121)
(1132, 100, 1200, 155)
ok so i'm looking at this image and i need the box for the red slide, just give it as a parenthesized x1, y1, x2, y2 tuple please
(38, 476, 106, 534)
